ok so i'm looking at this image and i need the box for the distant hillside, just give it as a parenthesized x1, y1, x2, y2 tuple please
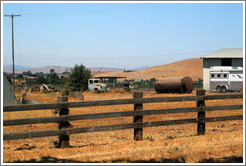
(3, 66, 125, 74)
(3, 58, 203, 81)
(92, 58, 203, 81)
(3, 66, 73, 74)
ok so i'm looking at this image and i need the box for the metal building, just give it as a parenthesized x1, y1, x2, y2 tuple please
(202, 48, 243, 90)
(3, 75, 18, 106)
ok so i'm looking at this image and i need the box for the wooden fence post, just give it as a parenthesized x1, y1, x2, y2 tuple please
(58, 96, 70, 148)
(133, 92, 143, 141)
(196, 90, 205, 135)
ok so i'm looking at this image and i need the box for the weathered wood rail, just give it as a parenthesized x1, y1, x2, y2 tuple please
(3, 90, 243, 148)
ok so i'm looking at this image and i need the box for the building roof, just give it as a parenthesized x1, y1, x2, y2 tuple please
(202, 48, 243, 59)
(27, 76, 38, 79)
(210, 66, 243, 71)
(94, 76, 126, 79)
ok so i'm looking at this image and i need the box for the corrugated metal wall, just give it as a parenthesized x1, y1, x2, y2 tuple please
(3, 75, 18, 106)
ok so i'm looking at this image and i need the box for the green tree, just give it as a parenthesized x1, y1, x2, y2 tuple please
(22, 71, 33, 76)
(62, 71, 71, 75)
(36, 76, 48, 84)
(16, 74, 23, 79)
(150, 78, 156, 83)
(50, 69, 55, 74)
(47, 69, 59, 84)
(68, 64, 91, 91)
(35, 72, 45, 77)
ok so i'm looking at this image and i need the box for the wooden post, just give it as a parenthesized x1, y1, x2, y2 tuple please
(133, 92, 143, 141)
(58, 96, 70, 148)
(196, 90, 205, 135)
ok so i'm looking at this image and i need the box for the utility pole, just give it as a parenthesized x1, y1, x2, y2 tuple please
(4, 14, 21, 91)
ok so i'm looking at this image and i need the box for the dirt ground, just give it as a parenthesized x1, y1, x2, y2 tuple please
(3, 90, 244, 163)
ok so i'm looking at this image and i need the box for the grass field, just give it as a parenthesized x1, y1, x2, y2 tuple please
(3, 90, 244, 163)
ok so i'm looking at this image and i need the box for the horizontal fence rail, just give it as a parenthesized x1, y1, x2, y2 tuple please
(3, 115, 243, 140)
(3, 91, 243, 148)
(3, 105, 243, 126)
(3, 94, 243, 112)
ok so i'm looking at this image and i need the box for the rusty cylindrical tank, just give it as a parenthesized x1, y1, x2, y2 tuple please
(155, 76, 193, 93)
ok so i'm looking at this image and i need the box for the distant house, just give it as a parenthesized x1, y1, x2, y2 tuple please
(3, 75, 18, 106)
(202, 48, 243, 90)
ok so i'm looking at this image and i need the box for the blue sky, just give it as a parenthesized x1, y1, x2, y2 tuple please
(2, 2, 244, 69)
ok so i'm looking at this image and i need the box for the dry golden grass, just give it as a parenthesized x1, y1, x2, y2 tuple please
(3, 90, 243, 163)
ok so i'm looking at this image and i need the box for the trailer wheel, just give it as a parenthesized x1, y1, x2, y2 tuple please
(221, 86, 227, 93)
(216, 86, 222, 93)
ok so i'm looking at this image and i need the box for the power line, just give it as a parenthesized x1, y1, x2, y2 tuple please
(3, 50, 214, 61)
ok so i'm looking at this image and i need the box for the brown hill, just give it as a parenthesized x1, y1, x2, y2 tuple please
(92, 58, 203, 81)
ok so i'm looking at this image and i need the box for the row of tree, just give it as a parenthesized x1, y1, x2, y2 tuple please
(4, 64, 161, 93)
(4, 64, 92, 92)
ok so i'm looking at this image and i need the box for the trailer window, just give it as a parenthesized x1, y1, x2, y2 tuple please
(89, 80, 93, 83)
(217, 74, 221, 78)
(211, 74, 215, 78)
(223, 74, 228, 78)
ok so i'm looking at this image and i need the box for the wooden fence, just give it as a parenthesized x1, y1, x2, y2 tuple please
(3, 90, 243, 148)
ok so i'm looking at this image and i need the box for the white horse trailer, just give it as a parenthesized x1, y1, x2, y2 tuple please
(210, 66, 243, 93)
